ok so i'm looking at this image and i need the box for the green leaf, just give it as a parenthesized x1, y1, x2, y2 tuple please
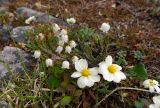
(60, 96, 72, 106)
(47, 76, 60, 89)
(128, 64, 147, 81)
(52, 66, 65, 75)
(134, 50, 142, 60)
(135, 98, 148, 108)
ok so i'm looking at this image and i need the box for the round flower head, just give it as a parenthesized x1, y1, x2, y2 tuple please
(59, 29, 67, 36)
(71, 59, 100, 88)
(143, 79, 160, 93)
(70, 40, 77, 48)
(66, 17, 76, 24)
(33, 50, 41, 59)
(65, 45, 72, 54)
(58, 40, 64, 46)
(99, 55, 126, 83)
(55, 46, 63, 54)
(52, 23, 60, 33)
(72, 56, 79, 64)
(36, 33, 44, 40)
(61, 35, 68, 43)
(45, 58, 53, 67)
(62, 61, 70, 69)
(149, 96, 160, 108)
(100, 23, 110, 33)
(25, 16, 36, 24)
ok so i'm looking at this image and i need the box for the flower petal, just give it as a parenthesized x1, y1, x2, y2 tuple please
(99, 62, 107, 74)
(71, 72, 81, 78)
(77, 77, 87, 88)
(86, 77, 94, 87)
(89, 67, 99, 75)
(115, 64, 122, 71)
(105, 55, 113, 65)
(154, 86, 160, 94)
(153, 95, 160, 105)
(75, 59, 88, 72)
(149, 86, 155, 93)
(88, 75, 100, 82)
(149, 104, 155, 108)
(102, 72, 114, 81)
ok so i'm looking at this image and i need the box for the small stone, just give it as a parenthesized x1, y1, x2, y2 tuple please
(11, 26, 33, 43)
(0, 25, 12, 42)
(0, 46, 35, 80)
(16, 7, 67, 26)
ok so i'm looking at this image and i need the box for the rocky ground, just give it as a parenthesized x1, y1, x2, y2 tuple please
(0, 0, 160, 108)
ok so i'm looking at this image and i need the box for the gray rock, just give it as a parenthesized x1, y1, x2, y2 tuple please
(16, 7, 67, 26)
(0, 101, 12, 108)
(11, 26, 33, 43)
(0, 46, 34, 80)
(0, 25, 12, 42)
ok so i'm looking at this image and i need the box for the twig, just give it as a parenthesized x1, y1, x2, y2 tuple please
(94, 87, 159, 107)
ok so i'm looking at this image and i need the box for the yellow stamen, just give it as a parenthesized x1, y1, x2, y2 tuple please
(108, 64, 117, 73)
(81, 68, 90, 77)
(149, 80, 155, 86)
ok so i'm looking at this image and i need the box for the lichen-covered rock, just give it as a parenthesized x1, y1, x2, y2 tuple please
(16, 7, 67, 26)
(0, 46, 35, 80)
(0, 101, 12, 108)
(0, 25, 12, 42)
(11, 26, 33, 43)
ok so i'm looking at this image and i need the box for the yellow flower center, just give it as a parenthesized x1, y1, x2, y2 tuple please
(108, 64, 117, 73)
(149, 80, 155, 86)
(81, 68, 90, 77)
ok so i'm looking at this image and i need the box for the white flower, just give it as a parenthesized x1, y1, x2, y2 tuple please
(149, 96, 160, 108)
(62, 61, 70, 69)
(25, 16, 36, 24)
(58, 40, 64, 46)
(143, 79, 160, 93)
(52, 23, 60, 33)
(33, 50, 41, 59)
(100, 23, 110, 33)
(36, 33, 44, 40)
(71, 59, 100, 88)
(45, 58, 53, 67)
(70, 40, 77, 48)
(61, 35, 68, 43)
(55, 46, 63, 54)
(66, 17, 76, 24)
(65, 45, 72, 54)
(72, 56, 79, 64)
(59, 29, 67, 36)
(99, 55, 126, 83)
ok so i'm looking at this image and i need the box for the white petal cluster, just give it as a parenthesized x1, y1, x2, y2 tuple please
(25, 16, 36, 24)
(55, 46, 63, 54)
(100, 23, 110, 33)
(72, 56, 79, 64)
(36, 33, 44, 40)
(66, 17, 76, 24)
(65, 45, 72, 54)
(71, 59, 100, 88)
(62, 61, 70, 69)
(99, 55, 126, 83)
(58, 40, 64, 46)
(52, 23, 60, 33)
(149, 96, 160, 108)
(33, 50, 41, 59)
(59, 29, 67, 36)
(143, 79, 160, 93)
(70, 40, 77, 48)
(61, 35, 68, 43)
(45, 58, 53, 67)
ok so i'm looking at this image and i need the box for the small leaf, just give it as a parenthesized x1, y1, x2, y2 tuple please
(135, 98, 148, 108)
(134, 51, 142, 60)
(60, 96, 72, 106)
(47, 76, 60, 89)
(128, 63, 147, 81)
